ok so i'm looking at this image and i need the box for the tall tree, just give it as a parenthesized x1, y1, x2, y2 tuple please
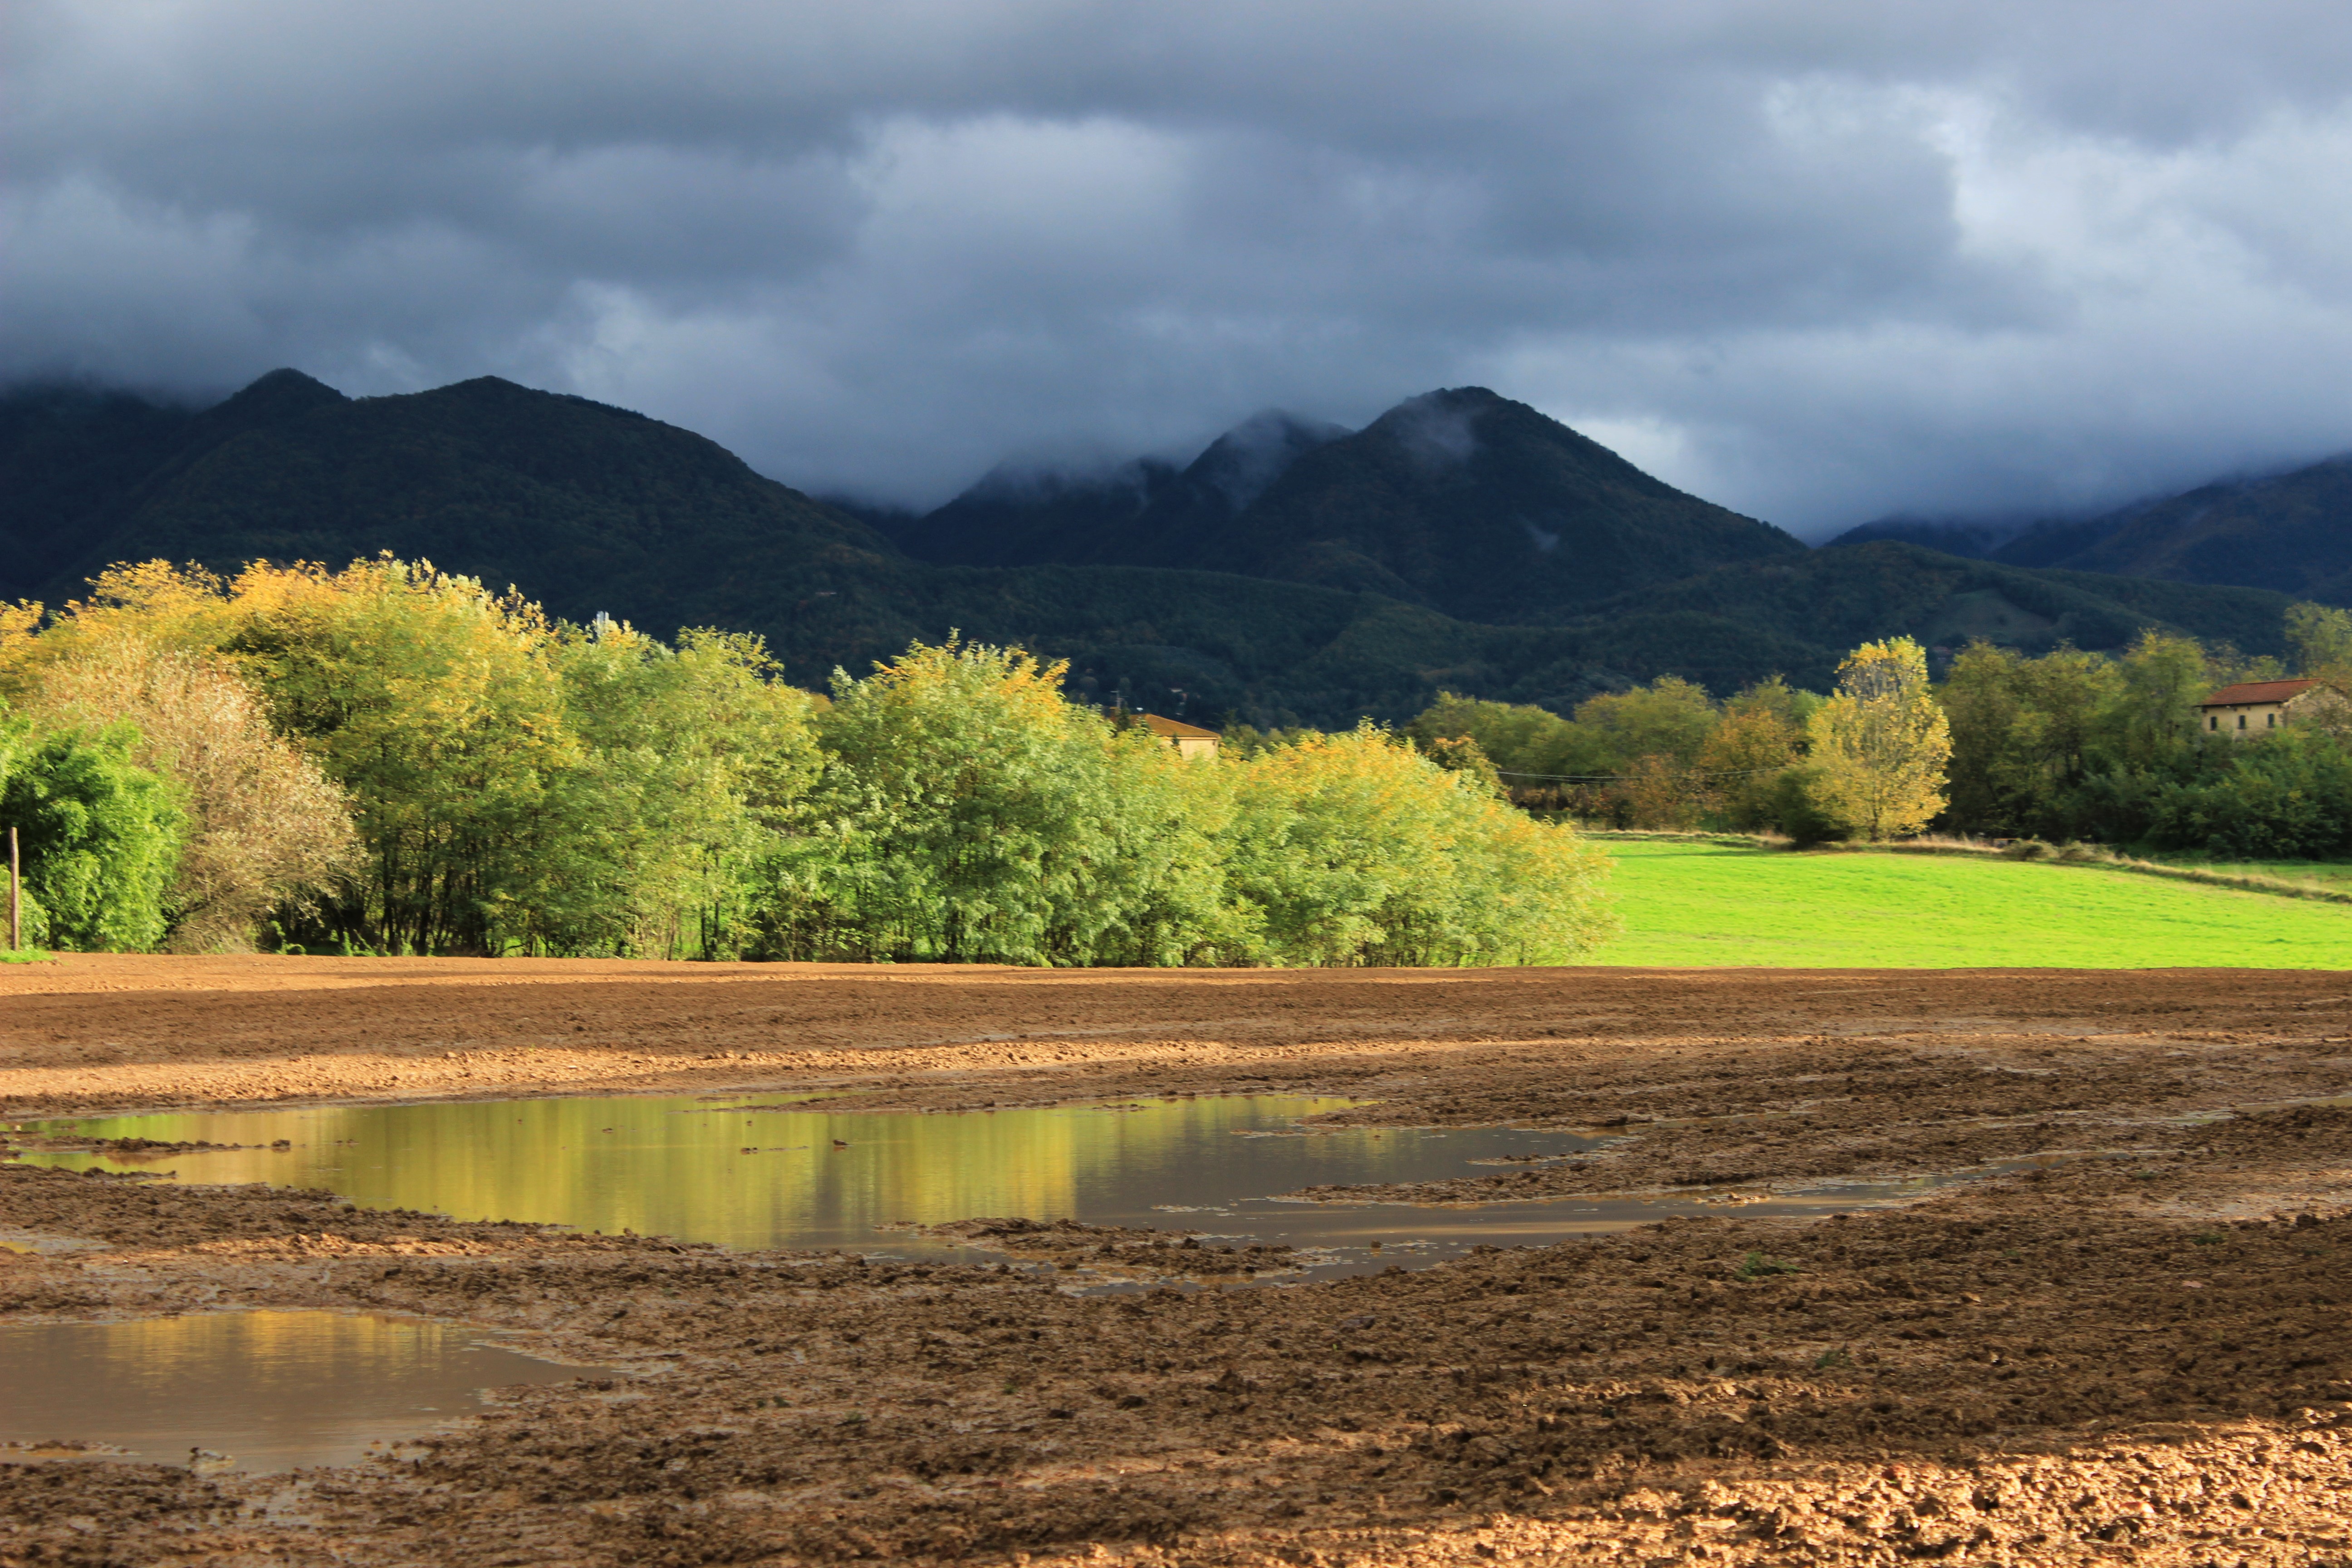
(1938, 642, 2119, 840)
(1695, 692, 1805, 831)
(1807, 637, 1951, 841)
(768, 638, 1233, 966)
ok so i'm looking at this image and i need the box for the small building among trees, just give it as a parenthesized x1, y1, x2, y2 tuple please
(2196, 678, 2352, 737)
(1136, 713, 1221, 759)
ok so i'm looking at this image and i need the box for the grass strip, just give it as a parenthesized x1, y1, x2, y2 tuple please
(1588, 840, 2352, 968)
(1805, 837, 2352, 906)
(1583, 828, 2352, 906)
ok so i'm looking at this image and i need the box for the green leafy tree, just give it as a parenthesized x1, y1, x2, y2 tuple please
(1695, 694, 1805, 831)
(2145, 727, 2352, 858)
(0, 720, 186, 951)
(1416, 734, 1508, 798)
(228, 560, 578, 954)
(1573, 676, 1717, 770)
(1573, 676, 1721, 828)
(525, 626, 821, 958)
(1405, 693, 1600, 781)
(767, 638, 1235, 965)
(16, 559, 824, 957)
(1807, 637, 1951, 841)
(2103, 631, 2215, 773)
(1938, 642, 2120, 839)
(2274, 604, 2352, 744)
(1225, 724, 1614, 965)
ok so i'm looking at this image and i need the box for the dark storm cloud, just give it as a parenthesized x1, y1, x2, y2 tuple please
(6, 1, 2352, 533)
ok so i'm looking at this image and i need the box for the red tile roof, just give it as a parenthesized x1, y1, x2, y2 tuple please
(2198, 678, 2323, 707)
(1137, 712, 1220, 740)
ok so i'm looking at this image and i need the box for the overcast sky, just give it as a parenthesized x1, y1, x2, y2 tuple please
(8, 1, 2352, 536)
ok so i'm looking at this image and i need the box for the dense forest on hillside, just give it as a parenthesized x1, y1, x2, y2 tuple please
(0, 371, 2311, 729)
(1829, 451, 2352, 603)
(887, 388, 1808, 622)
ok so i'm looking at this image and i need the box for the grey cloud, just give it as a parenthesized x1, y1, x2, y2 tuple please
(1193, 412, 1349, 511)
(1391, 394, 1480, 473)
(5, 0, 2352, 534)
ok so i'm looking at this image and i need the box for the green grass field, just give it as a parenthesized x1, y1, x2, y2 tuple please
(1586, 841, 2352, 968)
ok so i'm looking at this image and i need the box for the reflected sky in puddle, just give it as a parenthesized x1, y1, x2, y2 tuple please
(0, 1311, 598, 1472)
(18, 1097, 1600, 1269)
(10, 1096, 2053, 1279)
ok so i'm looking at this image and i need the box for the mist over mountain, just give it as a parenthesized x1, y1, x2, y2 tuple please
(878, 410, 1351, 569)
(900, 388, 1807, 622)
(872, 454, 1187, 568)
(0, 369, 2305, 728)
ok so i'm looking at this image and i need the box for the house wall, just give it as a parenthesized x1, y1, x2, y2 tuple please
(2202, 702, 2288, 737)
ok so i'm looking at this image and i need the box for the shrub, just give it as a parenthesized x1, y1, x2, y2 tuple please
(1226, 725, 1615, 966)
(0, 721, 185, 951)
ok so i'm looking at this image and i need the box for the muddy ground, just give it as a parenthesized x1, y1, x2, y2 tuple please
(2, 956, 2350, 1566)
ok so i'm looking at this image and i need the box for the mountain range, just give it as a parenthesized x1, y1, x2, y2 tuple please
(0, 370, 2323, 727)
(1830, 454, 2352, 602)
(871, 389, 1805, 624)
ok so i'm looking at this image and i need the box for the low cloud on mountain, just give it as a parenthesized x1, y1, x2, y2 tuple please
(7, 0, 2352, 534)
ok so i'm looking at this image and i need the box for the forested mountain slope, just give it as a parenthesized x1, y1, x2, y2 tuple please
(1828, 452, 2352, 606)
(876, 410, 1350, 568)
(0, 370, 2301, 726)
(897, 387, 1808, 622)
(1597, 542, 2298, 663)
(2000, 456, 2352, 600)
(15, 372, 906, 632)
(0, 369, 347, 596)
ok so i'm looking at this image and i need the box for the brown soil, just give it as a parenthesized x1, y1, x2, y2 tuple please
(4, 956, 2351, 1566)
(906, 1219, 1303, 1283)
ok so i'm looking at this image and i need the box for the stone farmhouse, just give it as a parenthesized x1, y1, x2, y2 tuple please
(2195, 678, 2352, 738)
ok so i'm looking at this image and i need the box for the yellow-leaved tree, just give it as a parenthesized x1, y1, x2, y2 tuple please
(1805, 637, 1951, 840)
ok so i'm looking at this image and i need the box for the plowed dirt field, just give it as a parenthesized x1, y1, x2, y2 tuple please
(4, 955, 2349, 1566)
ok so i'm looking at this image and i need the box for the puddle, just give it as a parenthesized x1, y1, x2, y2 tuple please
(0, 1229, 106, 1256)
(16, 1097, 1598, 1273)
(11, 1097, 2078, 1281)
(0, 1311, 602, 1472)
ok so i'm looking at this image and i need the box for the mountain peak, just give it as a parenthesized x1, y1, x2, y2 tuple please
(216, 368, 347, 420)
(884, 386, 1801, 621)
(1187, 410, 1350, 511)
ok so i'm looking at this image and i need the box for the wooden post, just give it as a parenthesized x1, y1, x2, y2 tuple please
(7, 826, 18, 953)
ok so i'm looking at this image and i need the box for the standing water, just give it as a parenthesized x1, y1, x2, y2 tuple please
(0, 1311, 600, 1472)
(9, 1095, 2009, 1273)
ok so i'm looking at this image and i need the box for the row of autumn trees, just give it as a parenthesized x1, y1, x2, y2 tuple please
(1411, 605, 2352, 857)
(0, 559, 1613, 962)
(1403, 639, 1954, 842)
